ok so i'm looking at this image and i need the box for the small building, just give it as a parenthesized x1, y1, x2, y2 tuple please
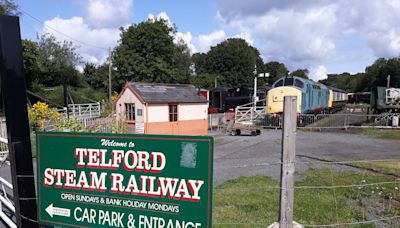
(116, 82, 208, 135)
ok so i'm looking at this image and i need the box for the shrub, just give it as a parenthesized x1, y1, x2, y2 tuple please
(28, 102, 62, 131)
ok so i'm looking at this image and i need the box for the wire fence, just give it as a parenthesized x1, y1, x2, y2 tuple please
(213, 157, 400, 227)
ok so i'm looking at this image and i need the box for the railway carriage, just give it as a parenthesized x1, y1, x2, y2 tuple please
(328, 87, 348, 112)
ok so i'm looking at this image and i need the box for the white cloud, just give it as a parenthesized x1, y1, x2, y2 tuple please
(194, 30, 226, 52)
(310, 65, 328, 81)
(43, 17, 120, 65)
(85, 0, 133, 28)
(148, 11, 172, 26)
(216, 0, 400, 71)
(147, 12, 227, 54)
(41, 1, 134, 65)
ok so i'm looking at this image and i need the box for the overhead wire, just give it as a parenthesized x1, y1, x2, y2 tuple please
(17, 7, 108, 50)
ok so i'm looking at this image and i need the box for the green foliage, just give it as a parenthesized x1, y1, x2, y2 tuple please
(357, 57, 400, 92)
(38, 34, 84, 87)
(322, 57, 400, 92)
(111, 120, 128, 134)
(263, 61, 289, 84)
(196, 38, 263, 88)
(290, 68, 309, 79)
(320, 72, 364, 92)
(113, 19, 191, 90)
(54, 117, 86, 132)
(22, 39, 43, 90)
(83, 63, 110, 92)
(192, 73, 222, 89)
(28, 102, 62, 131)
(0, 0, 19, 16)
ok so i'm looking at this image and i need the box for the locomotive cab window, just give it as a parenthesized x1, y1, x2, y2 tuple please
(284, 77, 294, 86)
(275, 79, 283, 87)
(294, 79, 304, 88)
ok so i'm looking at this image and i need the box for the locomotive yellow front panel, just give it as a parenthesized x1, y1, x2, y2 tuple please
(328, 90, 333, 108)
(267, 87, 302, 113)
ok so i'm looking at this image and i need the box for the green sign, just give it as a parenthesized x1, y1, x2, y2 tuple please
(37, 132, 214, 228)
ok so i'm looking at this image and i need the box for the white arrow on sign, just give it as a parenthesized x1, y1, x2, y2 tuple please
(45, 204, 71, 218)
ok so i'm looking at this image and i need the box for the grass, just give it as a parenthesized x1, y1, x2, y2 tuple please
(213, 169, 400, 227)
(351, 160, 400, 177)
(362, 128, 400, 139)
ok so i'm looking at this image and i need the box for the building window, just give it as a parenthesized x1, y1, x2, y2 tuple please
(125, 103, 135, 121)
(169, 104, 178, 122)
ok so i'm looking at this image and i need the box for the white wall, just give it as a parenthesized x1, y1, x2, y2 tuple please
(147, 103, 208, 123)
(179, 103, 208, 121)
(116, 88, 145, 122)
(147, 105, 169, 123)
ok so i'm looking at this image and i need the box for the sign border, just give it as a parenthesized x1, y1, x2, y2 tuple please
(36, 131, 214, 228)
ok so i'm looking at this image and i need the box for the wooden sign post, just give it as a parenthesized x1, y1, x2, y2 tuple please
(279, 96, 297, 228)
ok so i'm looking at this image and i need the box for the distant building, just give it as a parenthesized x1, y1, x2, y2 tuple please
(116, 82, 208, 135)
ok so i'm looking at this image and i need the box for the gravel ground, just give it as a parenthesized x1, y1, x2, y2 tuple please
(213, 129, 399, 186)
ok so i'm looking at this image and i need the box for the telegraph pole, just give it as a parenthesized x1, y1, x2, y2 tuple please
(108, 48, 113, 112)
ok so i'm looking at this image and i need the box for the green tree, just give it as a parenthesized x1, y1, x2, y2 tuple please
(83, 63, 109, 91)
(290, 68, 309, 79)
(38, 34, 83, 87)
(320, 72, 364, 92)
(264, 61, 289, 84)
(113, 19, 191, 90)
(192, 53, 208, 74)
(22, 39, 43, 91)
(0, 0, 19, 16)
(355, 58, 400, 92)
(200, 38, 263, 88)
(192, 73, 222, 89)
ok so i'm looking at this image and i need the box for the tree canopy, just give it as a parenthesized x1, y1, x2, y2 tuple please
(290, 68, 309, 79)
(113, 19, 191, 90)
(321, 58, 400, 92)
(0, 0, 19, 16)
(194, 38, 263, 88)
(263, 61, 289, 84)
(22, 35, 84, 90)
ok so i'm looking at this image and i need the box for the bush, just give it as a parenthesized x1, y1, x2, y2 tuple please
(28, 102, 61, 131)
(54, 117, 86, 132)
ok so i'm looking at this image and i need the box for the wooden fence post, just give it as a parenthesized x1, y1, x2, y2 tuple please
(279, 96, 297, 228)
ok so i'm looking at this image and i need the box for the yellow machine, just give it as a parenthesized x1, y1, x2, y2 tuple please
(267, 87, 302, 113)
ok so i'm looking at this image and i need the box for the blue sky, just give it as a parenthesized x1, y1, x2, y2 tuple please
(14, 0, 400, 80)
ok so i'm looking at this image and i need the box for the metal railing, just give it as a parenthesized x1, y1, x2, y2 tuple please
(210, 112, 400, 130)
(0, 177, 15, 228)
(58, 103, 102, 120)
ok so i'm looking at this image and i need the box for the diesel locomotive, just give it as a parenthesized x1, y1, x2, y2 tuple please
(267, 76, 347, 114)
